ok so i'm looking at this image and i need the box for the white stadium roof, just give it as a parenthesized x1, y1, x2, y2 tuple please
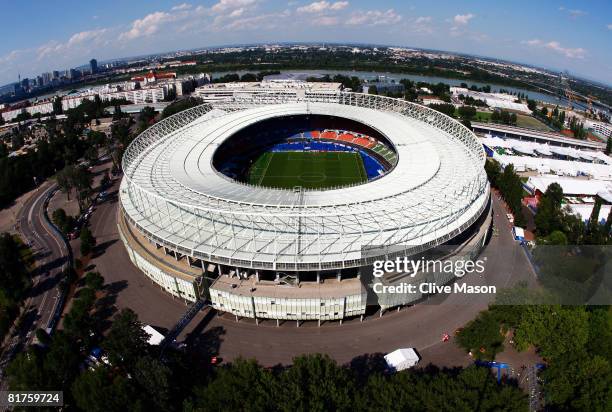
(120, 93, 489, 271)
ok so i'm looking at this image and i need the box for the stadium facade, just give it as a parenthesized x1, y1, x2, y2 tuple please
(119, 92, 492, 321)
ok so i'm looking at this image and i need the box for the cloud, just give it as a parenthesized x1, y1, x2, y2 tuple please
(414, 16, 431, 24)
(608, 24, 612, 30)
(0, 50, 25, 65)
(330, 1, 349, 10)
(545, 41, 586, 59)
(522, 39, 542, 46)
(522, 38, 586, 59)
(211, 0, 256, 14)
(453, 13, 474, 25)
(318, 16, 339, 26)
(559, 6, 587, 18)
(346, 9, 401, 26)
(67, 29, 108, 47)
(171, 3, 192, 11)
(224, 10, 289, 31)
(119, 12, 175, 41)
(297, 1, 348, 14)
(37, 29, 110, 60)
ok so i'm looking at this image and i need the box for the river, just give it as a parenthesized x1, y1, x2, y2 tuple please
(211, 69, 572, 106)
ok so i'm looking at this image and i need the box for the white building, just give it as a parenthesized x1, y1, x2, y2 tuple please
(61, 85, 169, 111)
(194, 80, 342, 103)
(585, 119, 612, 139)
(450, 87, 530, 114)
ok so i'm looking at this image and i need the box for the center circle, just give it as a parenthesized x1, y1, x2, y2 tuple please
(212, 114, 398, 190)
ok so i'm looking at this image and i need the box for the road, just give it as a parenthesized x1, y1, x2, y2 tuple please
(0, 181, 69, 385)
(89, 178, 537, 367)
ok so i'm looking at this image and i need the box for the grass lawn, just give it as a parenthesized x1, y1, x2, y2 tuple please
(515, 114, 552, 131)
(471, 111, 552, 132)
(475, 111, 492, 122)
(248, 151, 367, 189)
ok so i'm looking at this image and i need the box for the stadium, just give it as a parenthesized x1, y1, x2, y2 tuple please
(118, 93, 492, 322)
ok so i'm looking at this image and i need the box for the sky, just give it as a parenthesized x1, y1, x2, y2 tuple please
(1, 0, 611, 86)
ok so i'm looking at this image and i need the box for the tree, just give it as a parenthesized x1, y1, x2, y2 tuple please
(484, 159, 501, 186)
(367, 85, 378, 95)
(457, 310, 505, 360)
(84, 146, 98, 164)
(187, 358, 276, 412)
(534, 182, 564, 236)
(498, 164, 525, 226)
(605, 138, 612, 156)
(72, 367, 142, 412)
(527, 99, 537, 112)
(538, 230, 568, 245)
(52, 96, 63, 115)
(102, 309, 150, 370)
(133, 356, 173, 411)
(52, 208, 75, 234)
(160, 97, 204, 119)
(164, 88, 177, 102)
(56, 166, 74, 201)
(6, 349, 46, 391)
(100, 171, 111, 189)
(79, 226, 96, 256)
(85, 271, 104, 290)
(43, 331, 81, 390)
(429, 103, 456, 118)
(491, 110, 501, 123)
(279, 354, 356, 411)
(457, 105, 477, 120)
(63, 286, 96, 340)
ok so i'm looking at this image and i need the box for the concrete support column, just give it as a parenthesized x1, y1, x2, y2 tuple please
(316, 271, 320, 283)
(276, 319, 280, 327)
(255, 270, 260, 282)
(296, 320, 299, 328)
(318, 319, 321, 327)
(275, 273, 280, 282)
(235, 314, 239, 322)
(337, 271, 342, 281)
(296, 272, 300, 285)
(360, 314, 364, 322)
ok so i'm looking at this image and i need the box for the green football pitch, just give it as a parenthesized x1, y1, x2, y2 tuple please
(247, 151, 368, 189)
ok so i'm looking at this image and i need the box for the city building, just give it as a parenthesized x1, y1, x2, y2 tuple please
(363, 76, 405, 95)
(585, 119, 612, 140)
(450, 87, 530, 114)
(90, 58, 98, 74)
(194, 79, 342, 102)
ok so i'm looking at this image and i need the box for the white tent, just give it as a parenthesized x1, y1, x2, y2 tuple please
(143, 325, 165, 346)
(384, 348, 420, 371)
